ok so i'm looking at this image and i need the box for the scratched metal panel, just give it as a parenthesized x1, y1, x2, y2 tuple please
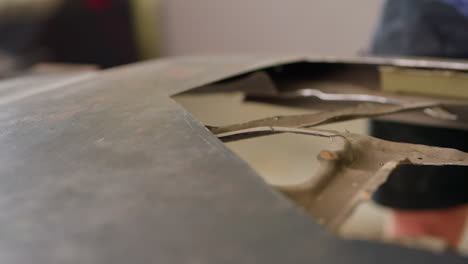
(0, 55, 467, 263)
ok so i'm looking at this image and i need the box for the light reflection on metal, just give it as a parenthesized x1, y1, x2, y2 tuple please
(264, 88, 458, 121)
(279, 88, 401, 104)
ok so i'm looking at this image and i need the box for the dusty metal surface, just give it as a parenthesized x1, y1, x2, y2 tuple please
(1, 55, 468, 263)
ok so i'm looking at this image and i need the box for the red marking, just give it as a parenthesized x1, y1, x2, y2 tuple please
(84, 0, 111, 11)
(389, 205, 468, 248)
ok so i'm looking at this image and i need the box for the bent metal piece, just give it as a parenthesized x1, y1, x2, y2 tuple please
(249, 88, 459, 121)
(210, 102, 441, 142)
(259, 88, 402, 103)
(286, 89, 459, 121)
(212, 125, 468, 232)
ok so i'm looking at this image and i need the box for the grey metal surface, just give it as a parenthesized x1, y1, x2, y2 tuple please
(0, 55, 467, 263)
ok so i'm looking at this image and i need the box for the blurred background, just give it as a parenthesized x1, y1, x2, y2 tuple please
(0, 0, 383, 74)
(161, 0, 383, 55)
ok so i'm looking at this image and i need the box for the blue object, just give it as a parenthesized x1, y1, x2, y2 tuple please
(371, 0, 468, 59)
(440, 0, 468, 17)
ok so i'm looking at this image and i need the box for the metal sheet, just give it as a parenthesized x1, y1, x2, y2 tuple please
(1, 55, 467, 263)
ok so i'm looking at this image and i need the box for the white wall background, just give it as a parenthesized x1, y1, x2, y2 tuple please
(161, 0, 384, 56)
